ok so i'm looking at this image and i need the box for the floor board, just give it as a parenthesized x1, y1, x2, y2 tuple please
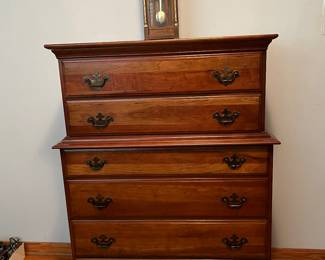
(24, 253, 325, 260)
(25, 257, 71, 260)
(23, 245, 325, 260)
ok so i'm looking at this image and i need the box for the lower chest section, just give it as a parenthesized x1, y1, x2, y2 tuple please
(61, 145, 273, 260)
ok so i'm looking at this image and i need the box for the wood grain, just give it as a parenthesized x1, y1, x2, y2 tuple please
(63, 146, 269, 178)
(24, 254, 325, 260)
(24, 243, 71, 256)
(24, 242, 325, 260)
(25, 257, 71, 260)
(272, 248, 325, 260)
(62, 52, 262, 98)
(67, 94, 262, 136)
(44, 34, 278, 59)
(54, 133, 280, 149)
(72, 220, 267, 259)
(68, 178, 268, 219)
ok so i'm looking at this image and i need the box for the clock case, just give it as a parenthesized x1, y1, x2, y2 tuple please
(143, 0, 179, 40)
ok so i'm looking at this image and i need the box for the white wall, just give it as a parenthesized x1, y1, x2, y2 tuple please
(0, 0, 324, 249)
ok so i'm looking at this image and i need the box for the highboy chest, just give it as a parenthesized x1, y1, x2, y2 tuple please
(45, 34, 279, 260)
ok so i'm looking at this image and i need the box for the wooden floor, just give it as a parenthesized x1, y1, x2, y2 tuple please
(25, 257, 71, 260)
(23, 244, 325, 260)
(24, 251, 325, 260)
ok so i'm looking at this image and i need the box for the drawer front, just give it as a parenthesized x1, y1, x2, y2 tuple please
(66, 94, 262, 136)
(72, 220, 267, 258)
(62, 52, 262, 97)
(63, 146, 269, 178)
(68, 179, 268, 219)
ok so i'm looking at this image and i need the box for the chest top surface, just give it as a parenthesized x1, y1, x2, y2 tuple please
(45, 34, 278, 59)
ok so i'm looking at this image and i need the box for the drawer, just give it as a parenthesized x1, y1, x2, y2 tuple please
(68, 179, 268, 219)
(63, 146, 269, 178)
(72, 220, 267, 258)
(66, 94, 262, 136)
(62, 52, 263, 97)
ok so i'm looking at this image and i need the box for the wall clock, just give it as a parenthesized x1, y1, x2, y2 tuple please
(143, 0, 179, 40)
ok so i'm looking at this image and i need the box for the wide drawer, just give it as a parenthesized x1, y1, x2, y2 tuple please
(68, 179, 268, 219)
(62, 52, 262, 97)
(63, 146, 269, 178)
(72, 220, 267, 259)
(66, 94, 262, 136)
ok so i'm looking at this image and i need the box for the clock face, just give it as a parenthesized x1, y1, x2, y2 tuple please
(144, 0, 179, 40)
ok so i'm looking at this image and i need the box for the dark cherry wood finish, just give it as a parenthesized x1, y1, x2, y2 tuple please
(54, 133, 280, 149)
(72, 220, 267, 259)
(63, 146, 269, 178)
(61, 52, 262, 98)
(66, 94, 262, 136)
(44, 34, 278, 58)
(46, 35, 279, 260)
(68, 178, 268, 219)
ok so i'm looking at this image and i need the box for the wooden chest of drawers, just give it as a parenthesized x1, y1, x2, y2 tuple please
(46, 34, 279, 260)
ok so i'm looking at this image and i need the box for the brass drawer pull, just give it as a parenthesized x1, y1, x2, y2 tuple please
(88, 195, 112, 210)
(87, 113, 114, 129)
(222, 193, 247, 209)
(212, 67, 240, 86)
(223, 154, 246, 169)
(86, 157, 107, 171)
(213, 108, 240, 126)
(84, 72, 110, 89)
(91, 235, 115, 249)
(223, 234, 248, 250)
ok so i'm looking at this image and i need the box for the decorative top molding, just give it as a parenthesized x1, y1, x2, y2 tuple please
(44, 34, 278, 59)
